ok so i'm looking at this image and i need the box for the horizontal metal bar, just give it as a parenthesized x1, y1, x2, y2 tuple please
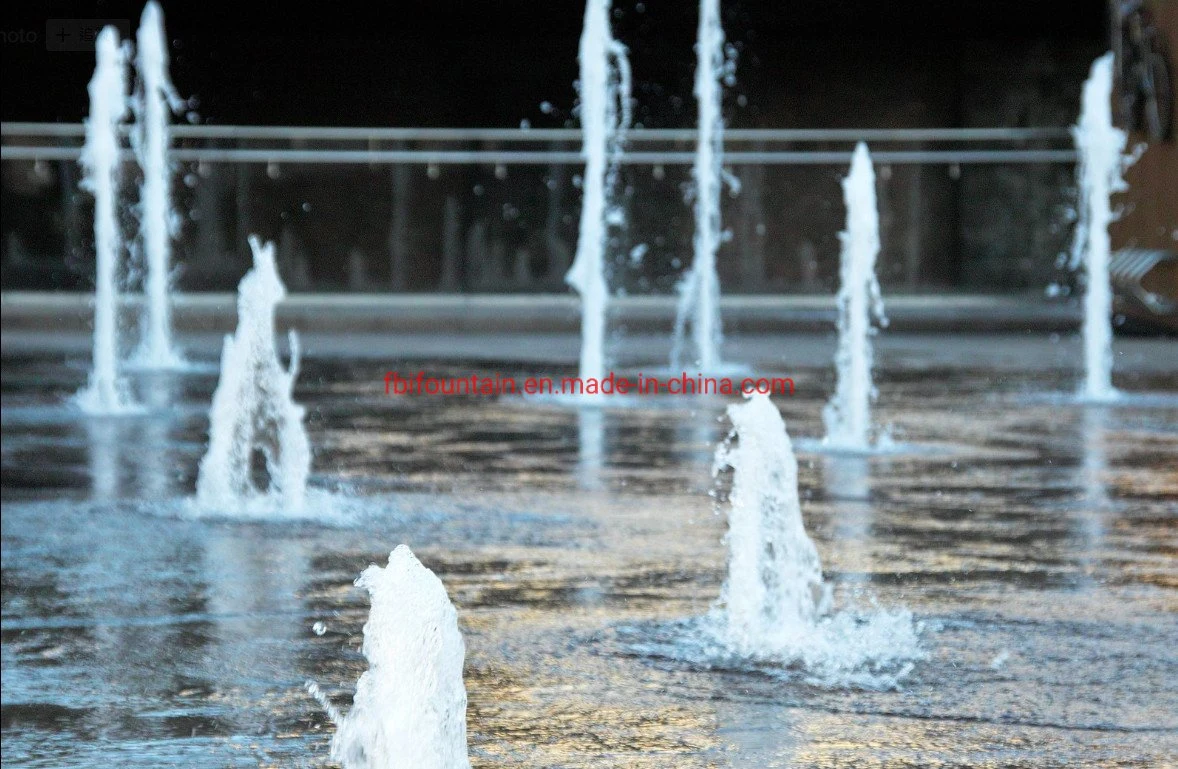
(1, 123, 88, 138)
(0, 121, 1074, 143)
(0, 145, 1079, 165)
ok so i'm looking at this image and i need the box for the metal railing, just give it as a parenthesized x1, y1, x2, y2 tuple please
(0, 122, 1077, 165)
(0, 121, 1082, 295)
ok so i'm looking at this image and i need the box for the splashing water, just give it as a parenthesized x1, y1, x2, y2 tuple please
(823, 143, 887, 450)
(566, 0, 631, 390)
(671, 0, 727, 372)
(309, 545, 470, 769)
(194, 236, 310, 515)
(705, 393, 923, 687)
(716, 393, 829, 651)
(1070, 53, 1128, 402)
(76, 28, 136, 414)
(132, 1, 186, 369)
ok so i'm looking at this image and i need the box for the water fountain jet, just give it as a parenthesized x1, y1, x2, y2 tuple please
(671, 0, 728, 372)
(309, 545, 470, 769)
(132, 1, 186, 369)
(1070, 53, 1129, 402)
(194, 236, 310, 515)
(702, 393, 923, 687)
(823, 143, 887, 451)
(566, 0, 631, 394)
(75, 27, 135, 415)
(716, 394, 829, 653)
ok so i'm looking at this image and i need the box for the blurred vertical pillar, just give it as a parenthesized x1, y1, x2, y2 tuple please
(194, 162, 226, 282)
(545, 149, 572, 283)
(466, 219, 490, 289)
(488, 239, 508, 289)
(234, 163, 251, 268)
(945, 163, 964, 287)
(486, 143, 508, 291)
(61, 161, 83, 275)
(876, 164, 894, 286)
(440, 195, 462, 291)
(388, 147, 411, 291)
(512, 246, 532, 286)
(799, 240, 820, 291)
(903, 160, 924, 289)
(348, 248, 368, 290)
(279, 224, 310, 290)
(738, 144, 767, 290)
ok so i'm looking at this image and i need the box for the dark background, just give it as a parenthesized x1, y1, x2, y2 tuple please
(1, 2, 1119, 294)
(3, 1, 1107, 127)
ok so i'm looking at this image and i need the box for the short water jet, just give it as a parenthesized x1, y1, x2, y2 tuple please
(618, 393, 925, 688)
(715, 393, 829, 652)
(194, 236, 310, 515)
(309, 545, 470, 769)
(712, 393, 922, 686)
(823, 143, 887, 451)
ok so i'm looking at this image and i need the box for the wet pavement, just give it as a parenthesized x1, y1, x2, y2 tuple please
(2, 341, 1176, 767)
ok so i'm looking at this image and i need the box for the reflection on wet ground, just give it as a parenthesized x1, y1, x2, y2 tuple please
(2, 349, 1176, 767)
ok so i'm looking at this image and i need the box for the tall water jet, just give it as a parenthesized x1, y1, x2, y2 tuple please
(1070, 53, 1128, 402)
(309, 545, 470, 769)
(76, 27, 135, 414)
(709, 393, 922, 687)
(823, 143, 887, 450)
(566, 0, 631, 390)
(195, 236, 310, 514)
(671, 0, 727, 372)
(132, 1, 186, 368)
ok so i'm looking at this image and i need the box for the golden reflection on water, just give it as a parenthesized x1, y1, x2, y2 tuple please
(5, 361, 1178, 767)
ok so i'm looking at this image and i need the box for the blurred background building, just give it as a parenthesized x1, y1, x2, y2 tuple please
(1, 0, 1173, 298)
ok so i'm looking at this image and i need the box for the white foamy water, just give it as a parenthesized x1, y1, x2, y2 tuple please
(132, 2, 186, 369)
(707, 393, 922, 687)
(671, 0, 726, 372)
(1071, 53, 1128, 402)
(823, 143, 887, 450)
(76, 28, 136, 415)
(310, 545, 470, 769)
(566, 0, 631, 391)
(194, 236, 311, 516)
(717, 394, 829, 650)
